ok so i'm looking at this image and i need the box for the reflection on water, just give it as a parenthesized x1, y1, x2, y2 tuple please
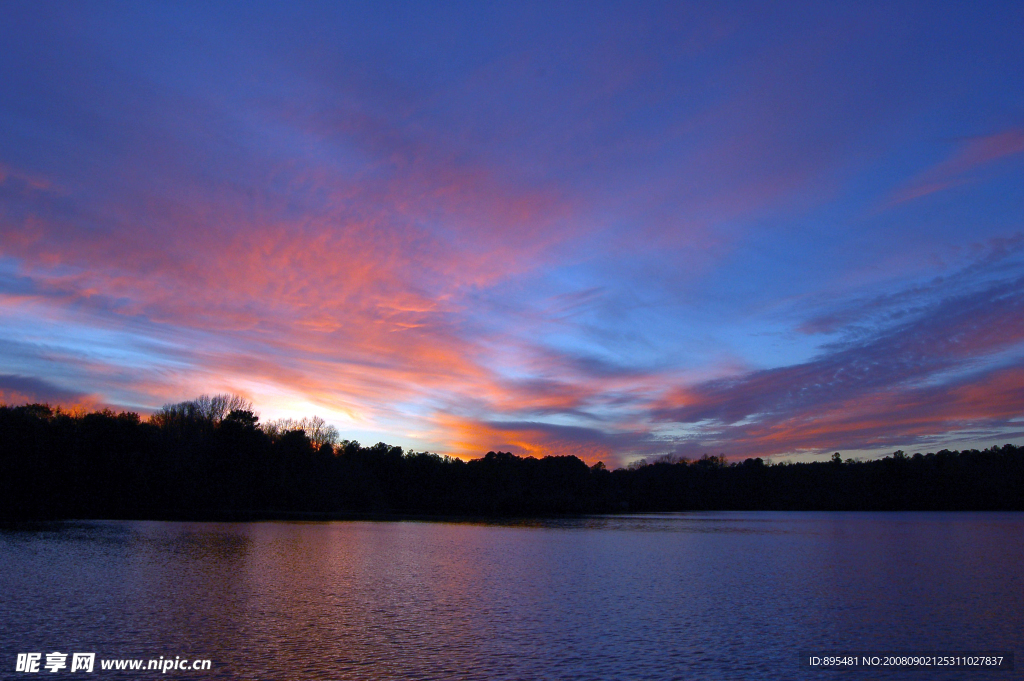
(1, 513, 1021, 680)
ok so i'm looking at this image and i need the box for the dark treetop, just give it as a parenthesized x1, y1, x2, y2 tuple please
(1, 399, 1021, 520)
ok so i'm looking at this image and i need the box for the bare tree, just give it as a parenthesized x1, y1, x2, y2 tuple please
(302, 415, 340, 447)
(260, 415, 338, 447)
(151, 394, 253, 427)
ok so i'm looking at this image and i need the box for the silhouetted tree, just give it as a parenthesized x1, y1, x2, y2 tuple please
(0, 397, 1021, 519)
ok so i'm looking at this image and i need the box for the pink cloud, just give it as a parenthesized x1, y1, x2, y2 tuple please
(719, 363, 1024, 456)
(886, 127, 1024, 206)
(0, 374, 104, 412)
(0, 162, 53, 193)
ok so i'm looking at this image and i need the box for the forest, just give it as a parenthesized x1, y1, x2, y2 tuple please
(1, 396, 1022, 520)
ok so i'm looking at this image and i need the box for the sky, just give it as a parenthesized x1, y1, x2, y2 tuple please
(1, 1, 1023, 466)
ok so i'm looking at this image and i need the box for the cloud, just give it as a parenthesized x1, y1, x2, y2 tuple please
(2, 3, 1023, 465)
(433, 413, 662, 465)
(886, 127, 1024, 207)
(657, 278, 1024, 425)
(702, 362, 1024, 456)
(651, 255, 1024, 457)
(0, 374, 101, 410)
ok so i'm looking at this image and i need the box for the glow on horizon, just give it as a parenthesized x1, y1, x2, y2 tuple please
(1, 2, 1023, 466)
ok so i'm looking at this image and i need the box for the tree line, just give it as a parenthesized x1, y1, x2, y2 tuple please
(1, 396, 1021, 520)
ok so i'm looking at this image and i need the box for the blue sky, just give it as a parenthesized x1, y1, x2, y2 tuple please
(1, 1, 1022, 464)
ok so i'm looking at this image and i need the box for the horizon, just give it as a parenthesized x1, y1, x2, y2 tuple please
(2, 1, 1023, 467)
(8, 396, 1017, 468)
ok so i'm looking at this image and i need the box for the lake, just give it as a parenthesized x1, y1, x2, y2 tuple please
(1, 513, 1021, 679)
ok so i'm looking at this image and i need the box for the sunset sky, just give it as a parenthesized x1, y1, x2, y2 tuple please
(1, 1, 1022, 465)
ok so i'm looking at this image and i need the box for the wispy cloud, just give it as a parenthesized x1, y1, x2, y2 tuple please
(0, 374, 101, 410)
(650, 248, 1024, 458)
(1, 3, 1022, 464)
(886, 127, 1024, 207)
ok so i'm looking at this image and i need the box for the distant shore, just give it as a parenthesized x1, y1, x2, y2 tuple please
(2, 402, 1022, 520)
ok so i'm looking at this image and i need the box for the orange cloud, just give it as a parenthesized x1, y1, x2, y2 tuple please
(434, 413, 619, 464)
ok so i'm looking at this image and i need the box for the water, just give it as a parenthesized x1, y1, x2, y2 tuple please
(1, 513, 1021, 680)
